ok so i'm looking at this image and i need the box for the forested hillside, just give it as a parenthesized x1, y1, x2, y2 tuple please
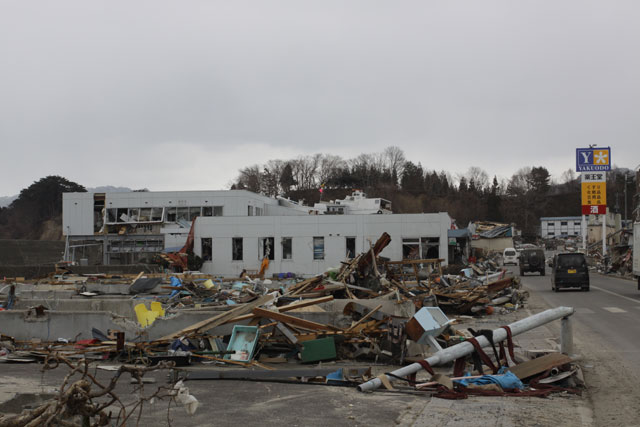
(230, 147, 636, 237)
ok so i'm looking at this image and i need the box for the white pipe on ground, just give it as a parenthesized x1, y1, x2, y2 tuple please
(357, 306, 575, 392)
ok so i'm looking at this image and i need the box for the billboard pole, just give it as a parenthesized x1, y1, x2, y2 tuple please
(602, 210, 607, 262)
(582, 214, 586, 251)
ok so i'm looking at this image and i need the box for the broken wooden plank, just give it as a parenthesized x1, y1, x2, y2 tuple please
(508, 352, 572, 380)
(221, 296, 334, 325)
(275, 322, 299, 345)
(346, 304, 384, 332)
(158, 294, 274, 341)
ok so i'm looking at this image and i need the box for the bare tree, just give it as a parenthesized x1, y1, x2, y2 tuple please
(464, 167, 490, 192)
(316, 154, 346, 188)
(237, 165, 262, 193)
(383, 146, 406, 181)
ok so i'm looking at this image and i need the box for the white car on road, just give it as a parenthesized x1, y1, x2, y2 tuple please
(503, 248, 518, 266)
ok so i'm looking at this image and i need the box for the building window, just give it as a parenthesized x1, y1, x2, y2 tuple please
(313, 237, 325, 260)
(232, 238, 243, 261)
(346, 237, 356, 259)
(151, 208, 163, 221)
(166, 207, 177, 222)
(547, 222, 555, 226)
(189, 207, 201, 221)
(139, 208, 151, 221)
(548, 231, 555, 236)
(402, 238, 419, 259)
(201, 238, 212, 261)
(213, 206, 223, 216)
(248, 206, 254, 216)
(107, 209, 118, 223)
(561, 221, 568, 226)
(176, 207, 189, 223)
(259, 237, 275, 260)
(281, 237, 292, 260)
(574, 222, 581, 227)
(203, 206, 213, 216)
(255, 207, 263, 216)
(421, 237, 440, 259)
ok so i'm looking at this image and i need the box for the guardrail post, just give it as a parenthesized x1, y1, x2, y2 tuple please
(561, 315, 573, 355)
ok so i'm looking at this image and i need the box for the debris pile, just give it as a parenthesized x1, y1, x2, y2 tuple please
(1, 231, 583, 427)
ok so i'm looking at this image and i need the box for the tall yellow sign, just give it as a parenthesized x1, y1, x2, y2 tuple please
(581, 172, 606, 215)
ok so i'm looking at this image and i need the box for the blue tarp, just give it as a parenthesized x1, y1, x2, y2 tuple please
(454, 367, 524, 390)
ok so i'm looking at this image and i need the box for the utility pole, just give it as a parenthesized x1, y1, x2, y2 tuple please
(624, 171, 628, 225)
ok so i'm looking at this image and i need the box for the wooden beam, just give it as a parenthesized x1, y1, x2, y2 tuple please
(346, 304, 384, 332)
(252, 307, 338, 331)
(221, 296, 334, 325)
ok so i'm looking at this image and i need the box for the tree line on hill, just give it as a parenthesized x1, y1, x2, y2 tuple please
(0, 151, 635, 241)
(230, 146, 637, 238)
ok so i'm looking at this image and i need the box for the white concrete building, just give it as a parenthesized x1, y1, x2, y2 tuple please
(193, 213, 451, 277)
(63, 190, 450, 275)
(540, 217, 582, 239)
(62, 190, 305, 264)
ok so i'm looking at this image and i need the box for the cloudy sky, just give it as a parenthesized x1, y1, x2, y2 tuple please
(1, 0, 639, 196)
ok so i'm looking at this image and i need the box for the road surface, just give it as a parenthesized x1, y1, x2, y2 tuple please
(514, 263, 640, 426)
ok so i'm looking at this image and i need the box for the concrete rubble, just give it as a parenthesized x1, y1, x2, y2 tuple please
(0, 233, 585, 426)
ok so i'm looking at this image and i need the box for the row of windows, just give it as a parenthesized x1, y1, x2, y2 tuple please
(546, 230, 579, 236)
(546, 221, 581, 227)
(201, 236, 359, 262)
(105, 204, 266, 224)
(200, 236, 439, 262)
(106, 206, 224, 224)
(401, 237, 440, 259)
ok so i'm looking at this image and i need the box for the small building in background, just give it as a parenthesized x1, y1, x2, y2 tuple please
(540, 216, 582, 239)
(468, 221, 515, 254)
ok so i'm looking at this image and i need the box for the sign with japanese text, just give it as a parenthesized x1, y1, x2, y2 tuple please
(576, 147, 611, 172)
(581, 172, 606, 215)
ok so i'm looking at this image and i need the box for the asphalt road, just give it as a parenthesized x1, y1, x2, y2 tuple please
(514, 264, 640, 367)
(510, 261, 640, 426)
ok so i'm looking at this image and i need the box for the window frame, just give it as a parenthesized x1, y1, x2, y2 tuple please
(232, 237, 243, 261)
(313, 236, 325, 260)
(201, 237, 212, 261)
(281, 237, 293, 260)
(259, 237, 275, 261)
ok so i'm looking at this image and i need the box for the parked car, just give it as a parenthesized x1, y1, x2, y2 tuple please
(503, 248, 518, 266)
(551, 252, 589, 292)
(519, 248, 545, 276)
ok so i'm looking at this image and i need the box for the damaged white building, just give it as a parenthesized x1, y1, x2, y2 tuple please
(63, 189, 451, 277)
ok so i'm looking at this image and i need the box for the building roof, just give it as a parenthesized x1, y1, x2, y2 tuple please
(540, 217, 582, 221)
(478, 225, 512, 238)
(448, 228, 471, 239)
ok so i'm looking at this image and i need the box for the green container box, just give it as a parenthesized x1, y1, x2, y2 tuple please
(301, 337, 337, 363)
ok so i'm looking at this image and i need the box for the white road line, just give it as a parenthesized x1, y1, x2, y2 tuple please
(591, 285, 640, 304)
(602, 307, 627, 313)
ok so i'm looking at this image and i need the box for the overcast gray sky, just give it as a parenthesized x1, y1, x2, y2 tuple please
(1, 0, 639, 196)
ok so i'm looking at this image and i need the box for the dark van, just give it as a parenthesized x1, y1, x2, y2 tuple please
(519, 248, 546, 276)
(552, 252, 590, 292)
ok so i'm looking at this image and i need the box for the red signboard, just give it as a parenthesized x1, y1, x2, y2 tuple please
(582, 205, 606, 215)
